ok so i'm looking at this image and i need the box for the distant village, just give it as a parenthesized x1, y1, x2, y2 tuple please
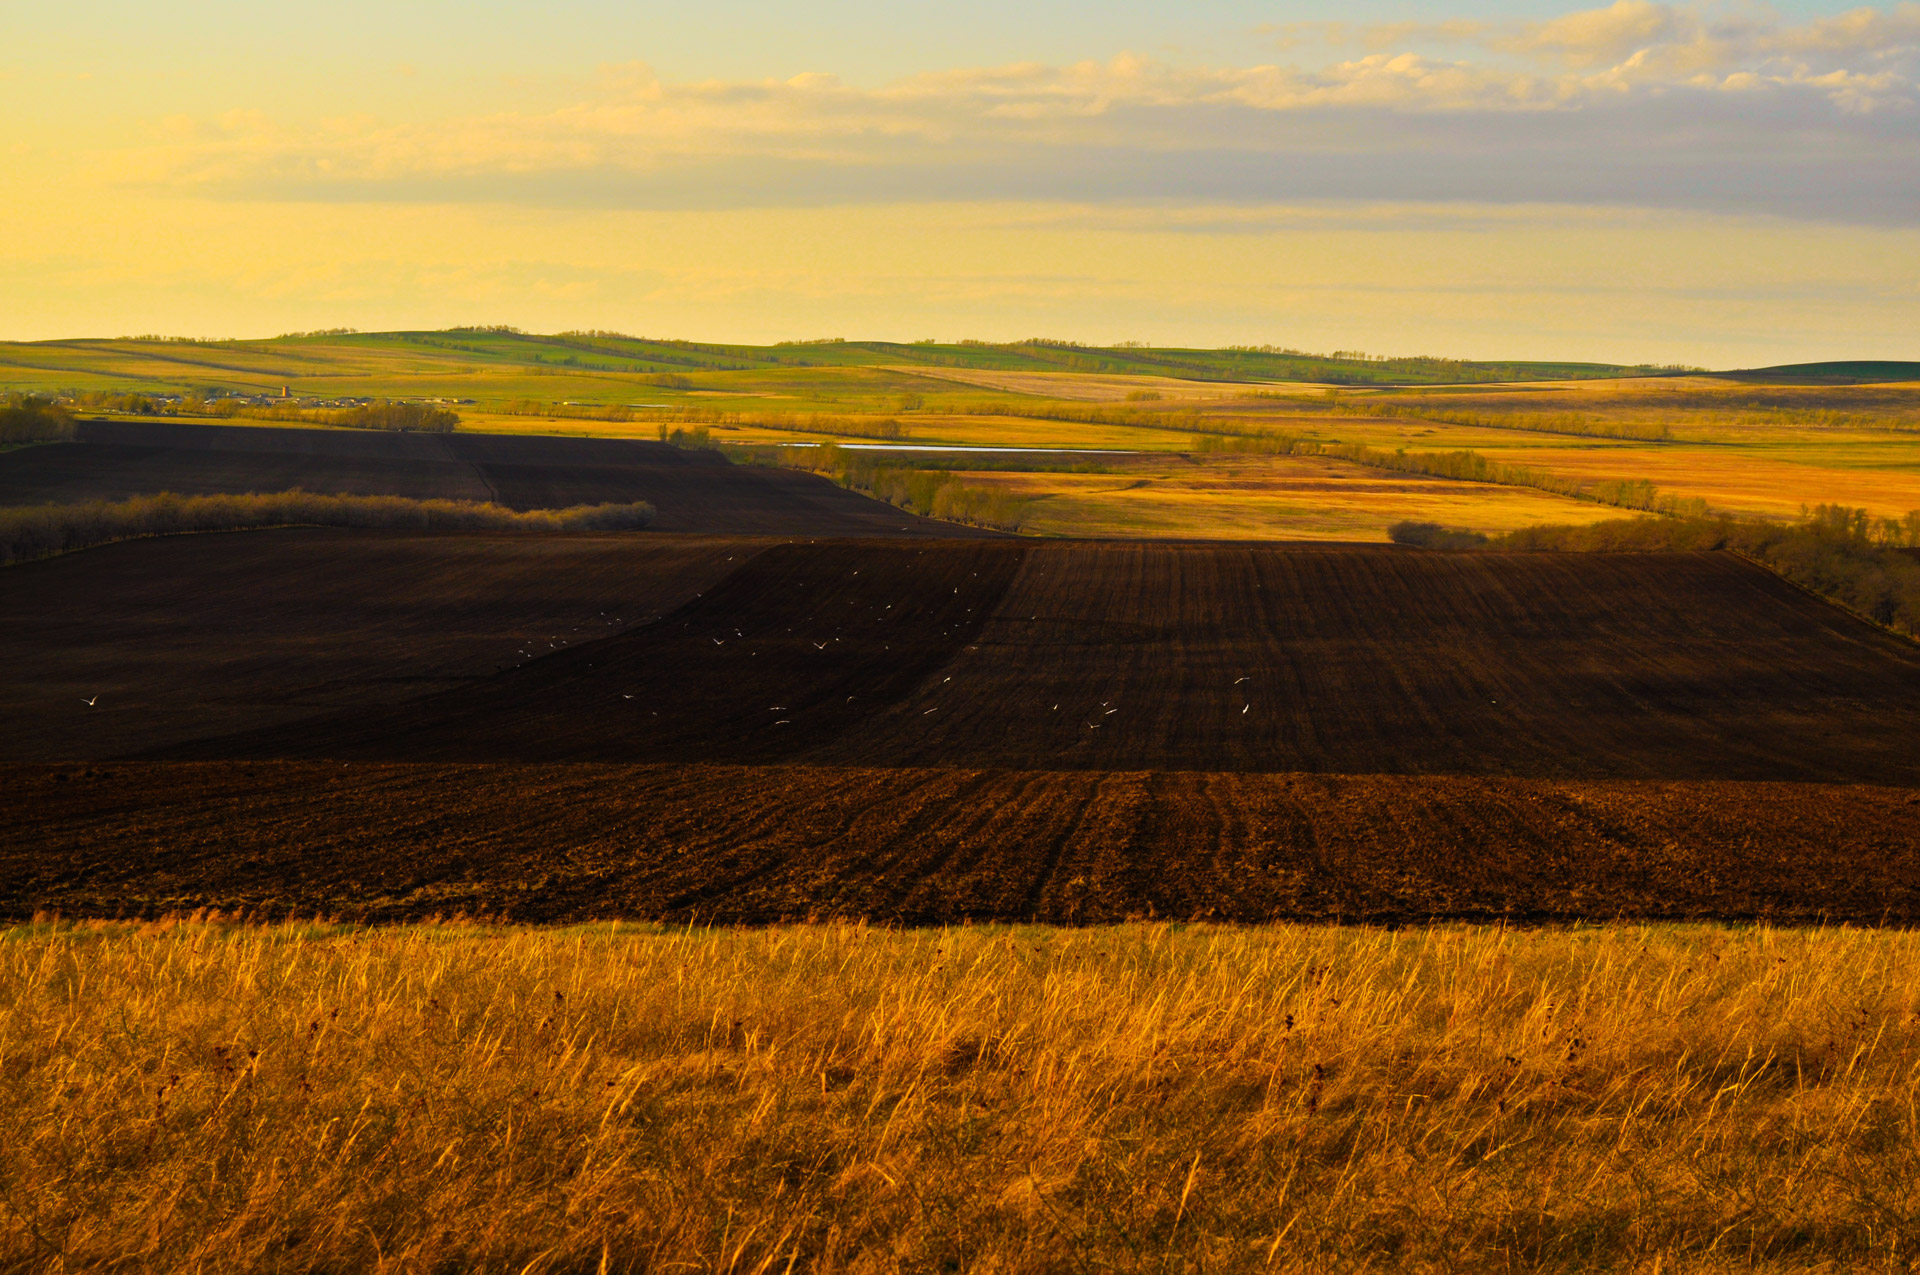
(46, 389, 477, 414)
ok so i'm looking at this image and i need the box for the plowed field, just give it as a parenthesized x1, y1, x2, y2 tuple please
(201, 541, 1920, 784)
(6, 533, 1920, 924)
(0, 529, 765, 760)
(0, 420, 979, 536)
(5, 762, 1919, 924)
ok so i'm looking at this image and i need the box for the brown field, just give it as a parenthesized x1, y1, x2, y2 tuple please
(0, 419, 982, 536)
(5, 529, 1920, 925)
(6, 761, 1920, 924)
(0, 529, 762, 761)
(179, 540, 1920, 784)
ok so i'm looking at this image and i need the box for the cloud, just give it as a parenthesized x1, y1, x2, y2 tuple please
(1501, 0, 1691, 67)
(107, 4, 1920, 222)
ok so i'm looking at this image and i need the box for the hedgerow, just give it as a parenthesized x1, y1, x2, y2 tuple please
(1, 491, 653, 566)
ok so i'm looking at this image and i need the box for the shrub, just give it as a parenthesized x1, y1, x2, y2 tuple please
(326, 401, 459, 433)
(789, 446, 1028, 532)
(658, 425, 712, 449)
(0, 395, 76, 444)
(1, 491, 653, 567)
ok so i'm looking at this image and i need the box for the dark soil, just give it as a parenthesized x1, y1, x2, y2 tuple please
(6, 762, 1918, 924)
(0, 419, 985, 536)
(0, 528, 767, 760)
(181, 541, 1920, 784)
(6, 530, 1920, 924)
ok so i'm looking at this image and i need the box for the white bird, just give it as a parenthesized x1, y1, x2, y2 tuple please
(82, 695, 98, 707)
(712, 638, 725, 646)
(813, 641, 827, 650)
(1242, 704, 1250, 714)
(622, 694, 633, 700)
(1234, 677, 1250, 684)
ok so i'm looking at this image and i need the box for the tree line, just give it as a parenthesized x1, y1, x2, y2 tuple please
(1194, 431, 1712, 518)
(1317, 397, 1673, 442)
(0, 395, 75, 445)
(780, 445, 1029, 532)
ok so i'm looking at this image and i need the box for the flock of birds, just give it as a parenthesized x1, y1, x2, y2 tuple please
(457, 557, 1269, 738)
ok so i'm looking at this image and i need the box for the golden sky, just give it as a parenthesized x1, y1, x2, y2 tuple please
(5, 1, 1917, 362)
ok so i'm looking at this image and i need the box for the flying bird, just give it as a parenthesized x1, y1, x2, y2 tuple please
(82, 695, 98, 707)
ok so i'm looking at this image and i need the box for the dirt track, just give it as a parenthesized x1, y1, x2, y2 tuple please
(0, 419, 980, 536)
(6, 762, 1918, 924)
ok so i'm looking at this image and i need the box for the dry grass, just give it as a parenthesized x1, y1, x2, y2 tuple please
(3, 920, 1916, 1272)
(954, 453, 1617, 540)
(1490, 446, 1920, 522)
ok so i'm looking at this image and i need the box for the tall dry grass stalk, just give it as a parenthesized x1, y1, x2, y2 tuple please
(1, 921, 1916, 1272)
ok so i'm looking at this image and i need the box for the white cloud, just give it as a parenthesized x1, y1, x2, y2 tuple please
(105, 4, 1920, 221)
(1503, 0, 1691, 67)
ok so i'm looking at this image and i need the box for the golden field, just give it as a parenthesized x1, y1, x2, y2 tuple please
(933, 453, 1622, 540)
(3, 919, 1916, 1272)
(1485, 444, 1920, 522)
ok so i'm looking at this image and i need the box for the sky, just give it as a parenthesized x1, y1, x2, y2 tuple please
(3, 0, 1917, 364)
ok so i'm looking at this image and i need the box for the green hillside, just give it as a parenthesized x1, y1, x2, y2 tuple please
(0, 329, 1666, 402)
(1725, 361, 1920, 385)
